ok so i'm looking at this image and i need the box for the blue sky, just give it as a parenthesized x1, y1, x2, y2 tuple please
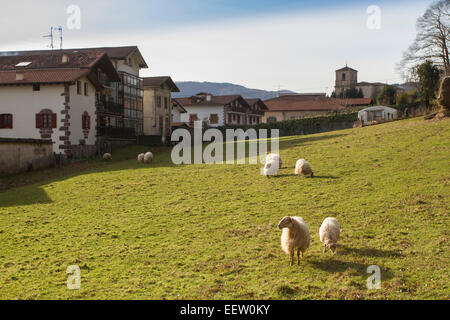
(0, 0, 433, 93)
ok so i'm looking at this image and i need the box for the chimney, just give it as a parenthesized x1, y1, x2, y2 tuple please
(16, 72, 24, 81)
(62, 53, 69, 64)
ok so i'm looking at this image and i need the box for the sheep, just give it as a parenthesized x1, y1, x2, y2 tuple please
(103, 153, 112, 161)
(295, 159, 314, 177)
(144, 152, 154, 164)
(137, 153, 145, 163)
(319, 217, 341, 254)
(263, 159, 279, 177)
(278, 216, 311, 266)
(266, 153, 282, 168)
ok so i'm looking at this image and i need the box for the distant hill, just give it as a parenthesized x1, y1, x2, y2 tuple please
(173, 81, 296, 100)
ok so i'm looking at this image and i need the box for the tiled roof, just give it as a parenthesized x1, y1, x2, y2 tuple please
(333, 98, 372, 106)
(265, 97, 345, 112)
(143, 76, 180, 92)
(245, 98, 269, 110)
(357, 82, 386, 87)
(0, 69, 91, 85)
(175, 94, 245, 107)
(0, 48, 121, 86)
(0, 50, 106, 70)
(336, 66, 358, 72)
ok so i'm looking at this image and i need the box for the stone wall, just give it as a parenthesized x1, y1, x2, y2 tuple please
(0, 138, 54, 176)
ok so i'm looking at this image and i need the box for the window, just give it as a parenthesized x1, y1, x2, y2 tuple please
(164, 97, 168, 109)
(267, 117, 277, 123)
(210, 114, 219, 124)
(33, 84, 40, 91)
(36, 112, 56, 129)
(342, 73, 346, 81)
(84, 83, 89, 96)
(157, 96, 162, 108)
(0, 114, 13, 129)
(77, 81, 82, 95)
(228, 114, 232, 124)
(82, 113, 91, 130)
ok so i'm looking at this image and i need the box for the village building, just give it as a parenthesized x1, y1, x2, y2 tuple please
(262, 95, 345, 123)
(0, 46, 148, 157)
(172, 99, 188, 125)
(244, 99, 268, 126)
(335, 65, 387, 99)
(358, 106, 398, 124)
(174, 93, 252, 127)
(142, 76, 179, 139)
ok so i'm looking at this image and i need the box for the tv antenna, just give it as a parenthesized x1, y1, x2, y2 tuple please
(43, 26, 63, 50)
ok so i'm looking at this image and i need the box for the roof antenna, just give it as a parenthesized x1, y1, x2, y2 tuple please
(43, 27, 54, 50)
(43, 26, 63, 50)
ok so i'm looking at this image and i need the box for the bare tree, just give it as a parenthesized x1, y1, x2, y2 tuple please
(399, 0, 450, 79)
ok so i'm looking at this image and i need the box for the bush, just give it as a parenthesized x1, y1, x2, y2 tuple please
(252, 112, 359, 137)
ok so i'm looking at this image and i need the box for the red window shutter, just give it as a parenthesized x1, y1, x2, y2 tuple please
(52, 113, 57, 128)
(9, 114, 13, 129)
(36, 114, 41, 128)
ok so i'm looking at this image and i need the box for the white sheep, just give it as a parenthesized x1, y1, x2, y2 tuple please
(103, 153, 112, 161)
(137, 153, 145, 163)
(263, 159, 279, 177)
(144, 152, 154, 164)
(278, 216, 311, 266)
(266, 153, 282, 168)
(319, 217, 341, 254)
(295, 159, 314, 177)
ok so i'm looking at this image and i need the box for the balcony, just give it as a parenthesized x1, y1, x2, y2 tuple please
(248, 110, 265, 116)
(97, 101, 124, 116)
(97, 126, 136, 139)
(226, 105, 247, 114)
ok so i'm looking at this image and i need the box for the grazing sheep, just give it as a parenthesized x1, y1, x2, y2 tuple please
(278, 216, 311, 266)
(264, 160, 279, 177)
(319, 218, 341, 254)
(266, 153, 282, 169)
(144, 152, 154, 164)
(137, 153, 145, 163)
(103, 153, 112, 161)
(295, 159, 314, 177)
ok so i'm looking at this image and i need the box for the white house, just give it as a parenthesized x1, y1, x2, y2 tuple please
(174, 93, 253, 127)
(0, 46, 148, 158)
(358, 106, 398, 123)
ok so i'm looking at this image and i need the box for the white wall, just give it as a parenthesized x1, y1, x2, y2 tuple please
(0, 84, 65, 153)
(184, 105, 225, 127)
(69, 77, 97, 146)
(0, 79, 97, 154)
(115, 52, 141, 76)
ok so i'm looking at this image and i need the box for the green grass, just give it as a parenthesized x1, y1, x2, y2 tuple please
(0, 118, 449, 300)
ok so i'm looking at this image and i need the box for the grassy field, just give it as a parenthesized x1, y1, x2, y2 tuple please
(0, 118, 449, 300)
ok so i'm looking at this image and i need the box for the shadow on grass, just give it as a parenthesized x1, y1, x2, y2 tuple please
(0, 145, 176, 208)
(308, 258, 395, 281)
(0, 186, 53, 208)
(277, 133, 349, 151)
(339, 245, 404, 258)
